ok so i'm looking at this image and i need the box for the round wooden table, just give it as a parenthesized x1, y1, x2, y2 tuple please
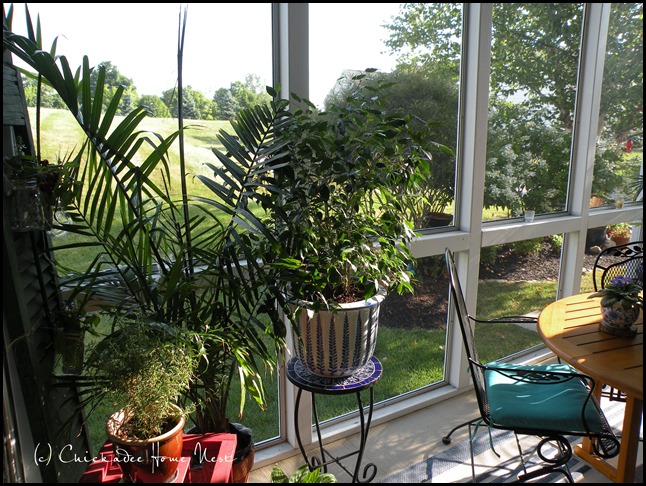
(537, 292, 643, 483)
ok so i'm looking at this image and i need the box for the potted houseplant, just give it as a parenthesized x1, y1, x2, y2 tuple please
(270, 464, 337, 483)
(606, 222, 632, 246)
(82, 314, 200, 483)
(4, 10, 289, 481)
(258, 71, 452, 377)
(3, 147, 63, 232)
(588, 275, 643, 337)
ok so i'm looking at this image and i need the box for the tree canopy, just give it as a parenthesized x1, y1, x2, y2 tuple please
(384, 3, 643, 212)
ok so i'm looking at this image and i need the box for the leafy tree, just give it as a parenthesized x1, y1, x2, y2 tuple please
(212, 88, 239, 120)
(384, 3, 643, 212)
(89, 61, 139, 115)
(162, 86, 200, 120)
(138, 94, 171, 118)
(22, 75, 66, 108)
(190, 89, 215, 120)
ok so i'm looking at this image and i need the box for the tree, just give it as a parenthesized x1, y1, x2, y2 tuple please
(162, 86, 200, 119)
(89, 61, 139, 115)
(21, 75, 66, 108)
(212, 88, 239, 120)
(190, 89, 215, 120)
(138, 94, 171, 118)
(384, 3, 643, 212)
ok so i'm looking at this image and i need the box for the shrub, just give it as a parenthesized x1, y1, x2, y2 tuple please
(512, 238, 544, 256)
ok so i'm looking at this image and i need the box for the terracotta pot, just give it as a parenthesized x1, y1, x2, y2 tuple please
(106, 404, 185, 483)
(611, 235, 631, 246)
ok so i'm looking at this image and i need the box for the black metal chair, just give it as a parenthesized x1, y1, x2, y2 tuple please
(592, 240, 643, 292)
(592, 240, 643, 402)
(443, 248, 620, 482)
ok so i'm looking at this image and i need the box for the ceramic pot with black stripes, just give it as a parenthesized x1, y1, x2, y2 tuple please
(285, 290, 386, 378)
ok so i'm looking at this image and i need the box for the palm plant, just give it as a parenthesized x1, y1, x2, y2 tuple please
(3, 5, 289, 435)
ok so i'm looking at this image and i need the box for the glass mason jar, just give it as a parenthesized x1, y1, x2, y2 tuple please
(9, 177, 45, 232)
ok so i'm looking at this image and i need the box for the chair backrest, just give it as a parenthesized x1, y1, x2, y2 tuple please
(592, 241, 643, 291)
(445, 248, 490, 420)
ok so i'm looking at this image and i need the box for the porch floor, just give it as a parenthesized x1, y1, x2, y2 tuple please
(249, 351, 643, 483)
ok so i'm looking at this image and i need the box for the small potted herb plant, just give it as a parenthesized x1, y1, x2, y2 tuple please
(82, 314, 201, 483)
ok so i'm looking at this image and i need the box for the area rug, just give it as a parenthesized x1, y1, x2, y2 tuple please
(382, 399, 642, 483)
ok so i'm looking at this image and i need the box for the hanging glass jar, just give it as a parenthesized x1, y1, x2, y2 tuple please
(9, 177, 45, 232)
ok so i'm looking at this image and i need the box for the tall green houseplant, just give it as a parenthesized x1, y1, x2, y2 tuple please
(257, 71, 453, 377)
(3, 6, 290, 440)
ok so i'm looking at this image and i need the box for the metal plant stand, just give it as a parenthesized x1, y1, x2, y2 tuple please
(286, 356, 382, 483)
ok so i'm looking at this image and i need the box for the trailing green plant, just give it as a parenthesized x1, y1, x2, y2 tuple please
(270, 464, 337, 483)
(4, 5, 290, 436)
(512, 237, 543, 256)
(259, 70, 453, 311)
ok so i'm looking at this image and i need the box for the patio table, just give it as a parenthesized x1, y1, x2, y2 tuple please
(537, 292, 643, 483)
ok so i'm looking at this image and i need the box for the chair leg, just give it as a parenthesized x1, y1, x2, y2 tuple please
(516, 436, 574, 483)
(442, 417, 481, 444)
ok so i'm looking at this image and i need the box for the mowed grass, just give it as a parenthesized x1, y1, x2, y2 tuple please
(31, 107, 231, 193)
(31, 108, 239, 270)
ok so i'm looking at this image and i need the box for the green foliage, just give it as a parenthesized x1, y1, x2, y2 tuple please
(548, 234, 563, 254)
(83, 316, 200, 440)
(270, 464, 337, 483)
(385, 3, 643, 215)
(588, 275, 643, 310)
(479, 246, 498, 266)
(512, 238, 544, 257)
(325, 67, 458, 224)
(138, 94, 171, 118)
(260, 71, 454, 310)
(4, 7, 290, 436)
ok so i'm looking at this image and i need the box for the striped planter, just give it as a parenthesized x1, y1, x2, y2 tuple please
(286, 291, 385, 378)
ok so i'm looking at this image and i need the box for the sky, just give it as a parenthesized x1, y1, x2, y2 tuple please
(5, 2, 402, 108)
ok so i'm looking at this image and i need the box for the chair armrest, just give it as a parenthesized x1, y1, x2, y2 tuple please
(471, 315, 537, 325)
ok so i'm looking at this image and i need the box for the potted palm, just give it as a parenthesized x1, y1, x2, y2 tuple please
(4, 9, 289, 481)
(258, 71, 453, 377)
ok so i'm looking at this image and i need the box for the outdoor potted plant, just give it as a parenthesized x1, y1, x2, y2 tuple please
(606, 222, 632, 246)
(81, 314, 200, 483)
(5, 11, 290, 482)
(258, 71, 452, 377)
(588, 275, 643, 337)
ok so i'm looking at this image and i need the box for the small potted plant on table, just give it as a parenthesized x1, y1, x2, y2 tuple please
(588, 275, 643, 337)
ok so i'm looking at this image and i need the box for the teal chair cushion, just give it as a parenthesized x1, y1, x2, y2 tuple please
(484, 362, 606, 434)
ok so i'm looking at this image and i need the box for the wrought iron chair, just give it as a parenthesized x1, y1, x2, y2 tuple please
(443, 248, 620, 482)
(592, 240, 643, 402)
(592, 240, 643, 292)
